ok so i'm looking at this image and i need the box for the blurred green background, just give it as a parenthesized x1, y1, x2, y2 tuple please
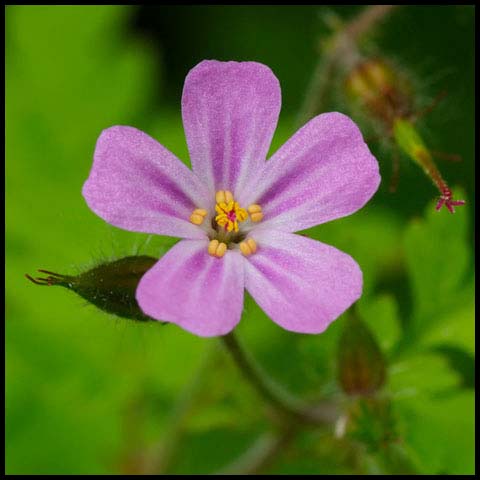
(6, 5, 474, 475)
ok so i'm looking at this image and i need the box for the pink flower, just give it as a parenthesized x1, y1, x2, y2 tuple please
(83, 60, 380, 337)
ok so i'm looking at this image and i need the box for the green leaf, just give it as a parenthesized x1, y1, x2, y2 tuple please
(388, 353, 460, 398)
(357, 294, 401, 354)
(403, 192, 472, 340)
(420, 279, 475, 355)
(397, 391, 474, 474)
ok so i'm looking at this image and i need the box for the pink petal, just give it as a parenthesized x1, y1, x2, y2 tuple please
(182, 60, 281, 195)
(83, 126, 210, 239)
(136, 240, 245, 337)
(243, 230, 362, 334)
(239, 112, 380, 232)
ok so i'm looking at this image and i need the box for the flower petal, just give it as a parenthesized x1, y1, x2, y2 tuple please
(239, 112, 380, 232)
(244, 230, 362, 334)
(136, 240, 245, 337)
(83, 126, 210, 239)
(182, 60, 281, 195)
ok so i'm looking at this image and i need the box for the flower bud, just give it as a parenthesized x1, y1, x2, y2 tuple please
(343, 56, 465, 213)
(345, 59, 392, 99)
(26, 256, 159, 322)
(344, 58, 413, 126)
(337, 309, 386, 396)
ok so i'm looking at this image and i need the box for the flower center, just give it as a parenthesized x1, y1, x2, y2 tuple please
(189, 190, 264, 258)
(214, 191, 248, 233)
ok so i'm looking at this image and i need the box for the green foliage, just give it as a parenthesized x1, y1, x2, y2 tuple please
(6, 5, 203, 475)
(403, 194, 473, 343)
(399, 391, 475, 474)
(335, 194, 474, 474)
(358, 294, 401, 354)
(6, 5, 474, 476)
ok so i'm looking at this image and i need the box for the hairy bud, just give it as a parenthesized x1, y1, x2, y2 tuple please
(337, 310, 386, 396)
(345, 58, 413, 125)
(344, 56, 465, 212)
(26, 256, 159, 322)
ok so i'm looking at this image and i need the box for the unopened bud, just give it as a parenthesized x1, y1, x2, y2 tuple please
(346, 59, 391, 98)
(345, 58, 413, 126)
(337, 310, 386, 396)
(26, 256, 159, 322)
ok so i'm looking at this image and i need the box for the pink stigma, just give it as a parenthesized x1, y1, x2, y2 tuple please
(435, 188, 466, 214)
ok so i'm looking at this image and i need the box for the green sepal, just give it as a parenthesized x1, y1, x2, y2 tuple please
(26, 256, 161, 323)
(337, 309, 386, 396)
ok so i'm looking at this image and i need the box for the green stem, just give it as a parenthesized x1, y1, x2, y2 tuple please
(221, 331, 337, 426)
(215, 427, 298, 475)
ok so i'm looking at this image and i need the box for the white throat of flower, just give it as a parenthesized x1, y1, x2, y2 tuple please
(189, 190, 263, 258)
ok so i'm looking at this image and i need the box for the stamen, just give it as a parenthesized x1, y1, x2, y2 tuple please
(208, 192, 259, 255)
(215, 190, 234, 204)
(246, 238, 257, 253)
(248, 204, 263, 222)
(208, 239, 219, 255)
(216, 242, 227, 257)
(214, 192, 248, 233)
(190, 208, 208, 225)
(208, 239, 227, 258)
(239, 238, 257, 256)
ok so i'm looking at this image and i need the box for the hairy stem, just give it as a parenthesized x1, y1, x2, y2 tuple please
(221, 331, 338, 426)
(215, 427, 298, 475)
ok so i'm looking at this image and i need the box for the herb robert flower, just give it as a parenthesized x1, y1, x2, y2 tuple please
(83, 60, 380, 337)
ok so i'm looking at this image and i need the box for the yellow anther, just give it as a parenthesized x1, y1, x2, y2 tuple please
(248, 204, 263, 222)
(235, 203, 248, 222)
(215, 214, 228, 226)
(208, 239, 219, 256)
(216, 242, 227, 257)
(215, 190, 234, 204)
(250, 212, 263, 222)
(226, 220, 239, 233)
(208, 239, 227, 258)
(189, 214, 203, 225)
(246, 238, 257, 253)
(239, 238, 257, 256)
(214, 193, 248, 232)
(247, 204, 262, 214)
(215, 192, 223, 203)
(215, 191, 225, 203)
(239, 241, 251, 256)
(189, 208, 207, 225)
